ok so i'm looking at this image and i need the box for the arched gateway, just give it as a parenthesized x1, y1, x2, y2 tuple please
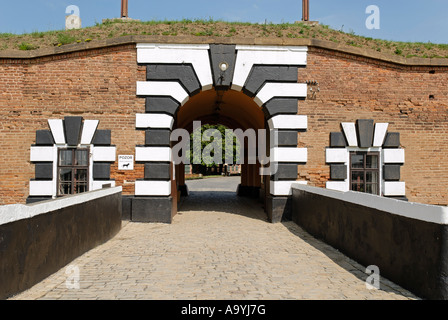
(26, 43, 311, 223)
(132, 43, 309, 223)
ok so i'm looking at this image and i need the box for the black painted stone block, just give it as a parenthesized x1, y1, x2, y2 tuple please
(146, 64, 201, 96)
(35, 163, 53, 180)
(276, 130, 298, 147)
(121, 195, 133, 220)
(383, 164, 401, 181)
(356, 119, 374, 148)
(145, 97, 180, 116)
(264, 98, 298, 117)
(271, 164, 298, 181)
(383, 132, 400, 148)
(92, 130, 111, 146)
(145, 129, 171, 146)
(26, 196, 52, 204)
(64, 116, 83, 146)
(209, 44, 237, 89)
(35, 130, 55, 146)
(385, 196, 408, 202)
(93, 163, 111, 180)
(144, 163, 171, 180)
(131, 197, 173, 223)
(330, 164, 347, 180)
(266, 196, 292, 223)
(244, 65, 298, 97)
(330, 132, 347, 148)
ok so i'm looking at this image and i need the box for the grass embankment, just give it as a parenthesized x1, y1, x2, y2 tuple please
(1, 18, 447, 58)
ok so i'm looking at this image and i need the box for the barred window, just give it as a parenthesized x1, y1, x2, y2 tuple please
(57, 148, 89, 196)
(350, 152, 379, 195)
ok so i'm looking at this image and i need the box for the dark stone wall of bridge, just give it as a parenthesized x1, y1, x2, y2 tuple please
(0, 188, 122, 299)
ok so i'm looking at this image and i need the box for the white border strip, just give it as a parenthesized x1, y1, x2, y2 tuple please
(292, 184, 448, 225)
(0, 187, 122, 226)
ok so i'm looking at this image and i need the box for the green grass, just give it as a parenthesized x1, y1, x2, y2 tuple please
(18, 42, 38, 50)
(57, 33, 77, 45)
(1, 19, 447, 59)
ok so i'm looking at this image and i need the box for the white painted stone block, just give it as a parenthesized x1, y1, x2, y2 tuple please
(136, 43, 213, 90)
(268, 115, 307, 130)
(48, 119, 65, 144)
(341, 123, 357, 147)
(30, 146, 55, 162)
(254, 83, 307, 107)
(135, 147, 171, 162)
(135, 180, 171, 196)
(383, 149, 405, 163)
(373, 123, 389, 147)
(271, 147, 307, 163)
(80, 120, 99, 145)
(92, 180, 116, 191)
(325, 148, 349, 163)
(92, 146, 116, 162)
(383, 181, 406, 196)
(270, 180, 307, 196)
(137, 81, 189, 106)
(29, 180, 53, 196)
(232, 45, 308, 91)
(326, 181, 349, 192)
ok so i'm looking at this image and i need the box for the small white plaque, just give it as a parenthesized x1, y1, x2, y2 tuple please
(118, 155, 134, 170)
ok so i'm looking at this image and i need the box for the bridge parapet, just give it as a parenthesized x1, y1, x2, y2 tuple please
(291, 183, 448, 300)
(0, 187, 122, 299)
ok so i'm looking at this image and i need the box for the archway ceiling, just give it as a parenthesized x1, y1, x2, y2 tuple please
(176, 89, 265, 132)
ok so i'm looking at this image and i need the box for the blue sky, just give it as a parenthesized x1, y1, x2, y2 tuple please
(0, 0, 447, 44)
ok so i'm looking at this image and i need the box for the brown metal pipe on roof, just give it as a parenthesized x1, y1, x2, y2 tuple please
(121, 0, 128, 18)
(302, 0, 309, 21)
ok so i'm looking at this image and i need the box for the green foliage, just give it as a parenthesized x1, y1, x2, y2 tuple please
(57, 33, 77, 45)
(0, 33, 14, 37)
(189, 124, 240, 167)
(18, 42, 37, 50)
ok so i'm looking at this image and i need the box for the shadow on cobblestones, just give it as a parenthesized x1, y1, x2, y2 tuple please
(180, 176, 268, 222)
(179, 191, 268, 222)
(281, 222, 419, 299)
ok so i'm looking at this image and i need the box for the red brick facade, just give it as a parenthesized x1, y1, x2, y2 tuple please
(300, 47, 448, 205)
(0, 41, 447, 206)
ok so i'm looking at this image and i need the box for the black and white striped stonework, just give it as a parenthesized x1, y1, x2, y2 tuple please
(28, 117, 116, 203)
(326, 119, 406, 199)
(135, 43, 309, 222)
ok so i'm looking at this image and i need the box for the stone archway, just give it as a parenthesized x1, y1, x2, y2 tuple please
(173, 88, 265, 203)
(132, 43, 309, 223)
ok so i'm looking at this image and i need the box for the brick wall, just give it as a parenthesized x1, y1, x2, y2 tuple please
(0, 45, 145, 205)
(1, 42, 447, 206)
(299, 47, 448, 205)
